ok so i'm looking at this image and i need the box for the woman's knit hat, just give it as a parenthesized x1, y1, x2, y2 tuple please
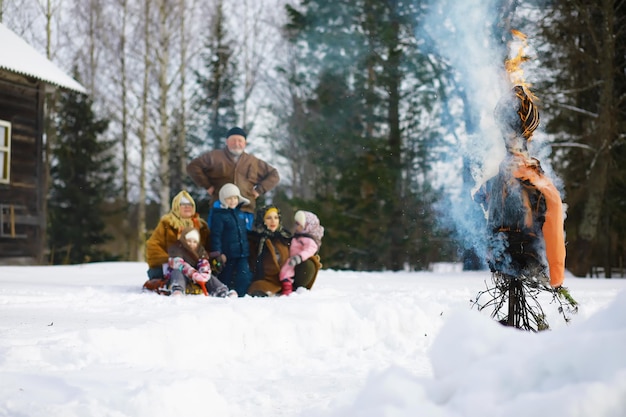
(168, 191, 198, 229)
(171, 190, 196, 215)
(219, 183, 251, 207)
(162, 191, 203, 236)
(264, 207, 279, 219)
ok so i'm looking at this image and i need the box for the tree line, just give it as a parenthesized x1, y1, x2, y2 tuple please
(2, 0, 624, 276)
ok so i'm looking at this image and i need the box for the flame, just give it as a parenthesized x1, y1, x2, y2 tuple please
(505, 30, 536, 101)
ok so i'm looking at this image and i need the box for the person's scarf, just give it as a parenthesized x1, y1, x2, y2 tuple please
(255, 225, 291, 258)
(163, 212, 202, 236)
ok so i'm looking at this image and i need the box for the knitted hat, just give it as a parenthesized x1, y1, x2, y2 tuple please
(264, 207, 279, 219)
(185, 228, 200, 243)
(171, 190, 196, 217)
(226, 127, 247, 139)
(219, 183, 251, 207)
(294, 210, 307, 227)
(295, 210, 324, 248)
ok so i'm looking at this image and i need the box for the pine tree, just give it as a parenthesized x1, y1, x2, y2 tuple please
(186, 0, 239, 214)
(532, 1, 626, 276)
(47, 88, 118, 264)
(192, 0, 238, 151)
(282, 0, 447, 270)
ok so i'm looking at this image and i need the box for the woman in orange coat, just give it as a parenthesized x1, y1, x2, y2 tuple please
(144, 190, 210, 285)
(476, 85, 565, 288)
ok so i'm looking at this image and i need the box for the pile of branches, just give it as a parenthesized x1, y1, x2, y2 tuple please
(472, 272, 578, 332)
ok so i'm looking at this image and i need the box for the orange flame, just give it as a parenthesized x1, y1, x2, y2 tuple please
(505, 29, 536, 101)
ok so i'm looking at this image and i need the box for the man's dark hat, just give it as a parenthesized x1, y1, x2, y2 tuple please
(226, 127, 247, 139)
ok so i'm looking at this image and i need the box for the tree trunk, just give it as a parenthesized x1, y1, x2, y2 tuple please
(119, 0, 129, 204)
(137, 0, 151, 262)
(118, 0, 133, 259)
(387, 24, 403, 271)
(41, 0, 57, 264)
(568, 0, 616, 277)
(157, 0, 171, 216)
(174, 0, 187, 193)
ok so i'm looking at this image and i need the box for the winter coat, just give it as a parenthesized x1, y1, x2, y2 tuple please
(279, 235, 318, 282)
(290, 235, 319, 262)
(145, 191, 210, 269)
(476, 154, 565, 287)
(168, 226, 209, 268)
(210, 205, 250, 259)
(247, 228, 292, 295)
(167, 227, 211, 279)
(279, 211, 324, 283)
(186, 148, 280, 214)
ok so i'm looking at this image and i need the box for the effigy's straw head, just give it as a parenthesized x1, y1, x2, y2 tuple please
(495, 30, 540, 150)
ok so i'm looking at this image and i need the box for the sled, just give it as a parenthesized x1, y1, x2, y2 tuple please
(142, 278, 207, 296)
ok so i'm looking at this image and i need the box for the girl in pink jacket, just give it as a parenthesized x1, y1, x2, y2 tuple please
(279, 210, 324, 295)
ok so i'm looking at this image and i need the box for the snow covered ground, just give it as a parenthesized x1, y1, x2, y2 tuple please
(1, 262, 625, 417)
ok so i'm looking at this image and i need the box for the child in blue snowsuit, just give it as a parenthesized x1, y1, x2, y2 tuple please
(210, 183, 253, 297)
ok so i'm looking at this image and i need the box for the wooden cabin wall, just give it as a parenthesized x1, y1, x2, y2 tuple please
(0, 72, 45, 264)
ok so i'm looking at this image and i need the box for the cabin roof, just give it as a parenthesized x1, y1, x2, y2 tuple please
(0, 23, 86, 94)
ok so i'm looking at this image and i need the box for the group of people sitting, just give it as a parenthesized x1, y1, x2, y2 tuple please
(143, 189, 324, 297)
(142, 125, 324, 297)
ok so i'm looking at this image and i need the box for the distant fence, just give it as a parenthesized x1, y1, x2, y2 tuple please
(589, 266, 625, 278)
(428, 262, 464, 273)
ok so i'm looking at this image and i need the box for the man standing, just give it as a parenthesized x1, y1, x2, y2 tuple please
(186, 126, 280, 229)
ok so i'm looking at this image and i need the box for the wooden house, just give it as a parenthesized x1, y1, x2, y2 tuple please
(0, 23, 85, 265)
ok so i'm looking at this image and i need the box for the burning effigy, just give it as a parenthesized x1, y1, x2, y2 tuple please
(472, 30, 577, 331)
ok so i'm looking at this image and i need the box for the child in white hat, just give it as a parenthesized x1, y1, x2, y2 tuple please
(210, 183, 253, 296)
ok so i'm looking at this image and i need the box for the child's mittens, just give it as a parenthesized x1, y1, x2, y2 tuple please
(209, 251, 227, 262)
(209, 252, 227, 273)
(191, 271, 210, 283)
(288, 255, 302, 266)
(197, 258, 211, 274)
(169, 257, 185, 271)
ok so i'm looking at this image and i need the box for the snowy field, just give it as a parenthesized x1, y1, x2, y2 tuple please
(1, 262, 625, 417)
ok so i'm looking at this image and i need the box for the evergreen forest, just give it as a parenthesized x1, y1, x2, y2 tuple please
(2, 0, 624, 277)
